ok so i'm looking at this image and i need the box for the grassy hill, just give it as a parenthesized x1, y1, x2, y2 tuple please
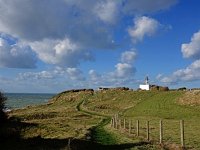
(2, 89, 200, 149)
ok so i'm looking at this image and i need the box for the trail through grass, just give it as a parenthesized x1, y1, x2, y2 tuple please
(7, 90, 200, 149)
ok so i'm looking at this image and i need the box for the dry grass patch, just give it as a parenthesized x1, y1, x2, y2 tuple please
(178, 90, 200, 106)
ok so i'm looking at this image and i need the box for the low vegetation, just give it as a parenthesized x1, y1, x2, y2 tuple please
(178, 90, 200, 106)
(0, 91, 7, 121)
(1, 89, 200, 149)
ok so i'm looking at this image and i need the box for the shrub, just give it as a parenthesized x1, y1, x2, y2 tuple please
(178, 87, 187, 91)
(159, 86, 169, 91)
(0, 91, 7, 121)
(150, 86, 159, 91)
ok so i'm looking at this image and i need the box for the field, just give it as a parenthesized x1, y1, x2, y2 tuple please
(1, 90, 200, 149)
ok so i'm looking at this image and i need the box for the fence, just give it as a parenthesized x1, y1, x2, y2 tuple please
(110, 115, 186, 149)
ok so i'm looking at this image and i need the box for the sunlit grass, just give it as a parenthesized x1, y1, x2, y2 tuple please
(6, 90, 200, 149)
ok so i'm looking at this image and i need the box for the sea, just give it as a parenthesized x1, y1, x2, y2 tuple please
(5, 93, 56, 109)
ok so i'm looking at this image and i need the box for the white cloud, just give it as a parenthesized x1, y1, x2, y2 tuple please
(87, 49, 137, 87)
(0, 0, 176, 44)
(0, 0, 116, 49)
(18, 67, 85, 81)
(0, 35, 37, 68)
(121, 50, 137, 63)
(89, 70, 102, 82)
(94, 0, 119, 24)
(128, 16, 160, 43)
(160, 59, 200, 84)
(66, 68, 85, 81)
(182, 30, 200, 59)
(156, 74, 163, 80)
(115, 63, 136, 78)
(18, 71, 54, 80)
(30, 38, 93, 67)
(160, 30, 200, 84)
(0, 0, 177, 69)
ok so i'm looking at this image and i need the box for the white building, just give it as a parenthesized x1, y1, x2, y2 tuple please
(139, 76, 150, 90)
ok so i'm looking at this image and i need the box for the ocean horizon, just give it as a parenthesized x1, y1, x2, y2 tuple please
(5, 93, 56, 109)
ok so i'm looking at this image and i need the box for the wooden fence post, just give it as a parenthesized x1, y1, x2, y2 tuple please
(115, 116, 118, 129)
(113, 117, 116, 128)
(180, 120, 185, 148)
(160, 120, 163, 144)
(136, 120, 139, 137)
(147, 121, 149, 141)
(119, 119, 121, 129)
(129, 120, 131, 134)
(124, 118, 126, 130)
(114, 114, 117, 128)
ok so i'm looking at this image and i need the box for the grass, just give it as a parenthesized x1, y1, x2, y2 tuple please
(83, 90, 200, 149)
(3, 89, 200, 149)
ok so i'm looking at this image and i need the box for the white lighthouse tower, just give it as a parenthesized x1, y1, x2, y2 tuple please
(139, 76, 150, 90)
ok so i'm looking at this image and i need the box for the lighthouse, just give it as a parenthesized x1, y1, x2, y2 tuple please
(139, 76, 150, 90)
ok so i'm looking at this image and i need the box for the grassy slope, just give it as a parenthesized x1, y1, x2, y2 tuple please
(6, 90, 200, 149)
(84, 90, 200, 149)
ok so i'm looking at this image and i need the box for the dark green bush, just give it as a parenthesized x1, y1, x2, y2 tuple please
(0, 92, 7, 121)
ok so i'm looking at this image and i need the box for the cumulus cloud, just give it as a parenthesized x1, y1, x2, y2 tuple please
(0, 0, 177, 69)
(18, 67, 85, 81)
(121, 50, 137, 63)
(94, 0, 119, 24)
(88, 48, 137, 87)
(88, 68, 136, 87)
(114, 63, 136, 78)
(89, 70, 102, 81)
(30, 38, 93, 67)
(0, 35, 37, 68)
(66, 68, 85, 81)
(18, 71, 54, 80)
(0, 0, 176, 44)
(160, 60, 200, 84)
(182, 30, 200, 59)
(160, 30, 200, 84)
(0, 0, 115, 49)
(128, 16, 160, 43)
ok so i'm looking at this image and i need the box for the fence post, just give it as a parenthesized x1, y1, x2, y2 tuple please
(129, 120, 131, 134)
(115, 116, 118, 129)
(136, 120, 139, 137)
(114, 114, 117, 128)
(113, 117, 116, 128)
(124, 118, 126, 130)
(147, 121, 149, 141)
(119, 119, 121, 129)
(160, 120, 163, 144)
(180, 120, 185, 148)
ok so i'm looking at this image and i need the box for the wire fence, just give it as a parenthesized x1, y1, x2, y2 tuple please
(110, 114, 187, 149)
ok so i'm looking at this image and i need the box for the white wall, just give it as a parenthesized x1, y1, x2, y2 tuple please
(139, 84, 150, 90)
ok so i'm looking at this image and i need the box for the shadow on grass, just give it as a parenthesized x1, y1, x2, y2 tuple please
(1, 136, 148, 150)
(0, 117, 149, 150)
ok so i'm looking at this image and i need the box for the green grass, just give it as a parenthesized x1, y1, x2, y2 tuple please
(4, 90, 200, 149)
(83, 90, 200, 149)
(123, 91, 200, 119)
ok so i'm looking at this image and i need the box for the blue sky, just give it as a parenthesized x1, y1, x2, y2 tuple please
(1, 0, 200, 93)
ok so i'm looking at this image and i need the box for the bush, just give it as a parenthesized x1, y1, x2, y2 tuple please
(178, 87, 187, 91)
(0, 92, 7, 121)
(159, 86, 169, 91)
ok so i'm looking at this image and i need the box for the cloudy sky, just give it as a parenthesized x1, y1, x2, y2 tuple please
(0, 0, 200, 93)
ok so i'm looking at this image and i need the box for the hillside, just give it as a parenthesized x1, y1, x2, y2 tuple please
(2, 90, 200, 149)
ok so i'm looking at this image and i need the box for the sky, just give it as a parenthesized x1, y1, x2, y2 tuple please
(1, 0, 200, 93)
